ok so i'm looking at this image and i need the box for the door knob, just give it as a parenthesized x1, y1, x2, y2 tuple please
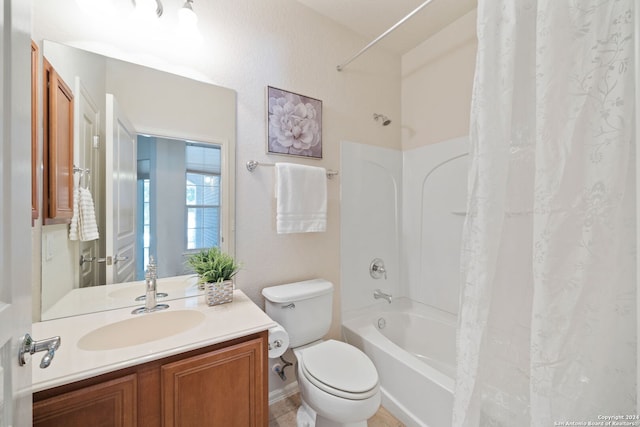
(18, 333, 61, 369)
(113, 255, 129, 264)
(79, 255, 96, 266)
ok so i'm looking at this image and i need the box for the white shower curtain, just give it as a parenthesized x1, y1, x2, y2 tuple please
(454, 1, 636, 425)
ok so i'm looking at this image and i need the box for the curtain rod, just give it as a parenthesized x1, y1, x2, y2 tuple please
(336, 0, 435, 72)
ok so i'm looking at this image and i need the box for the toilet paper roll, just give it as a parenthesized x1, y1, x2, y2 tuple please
(267, 323, 289, 359)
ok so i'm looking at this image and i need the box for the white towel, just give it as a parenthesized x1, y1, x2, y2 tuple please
(69, 183, 99, 242)
(69, 178, 80, 241)
(275, 162, 327, 234)
(77, 187, 100, 241)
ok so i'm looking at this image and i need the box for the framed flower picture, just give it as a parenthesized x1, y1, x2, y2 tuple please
(266, 86, 322, 159)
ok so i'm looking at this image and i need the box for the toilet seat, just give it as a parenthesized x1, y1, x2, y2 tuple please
(298, 340, 379, 400)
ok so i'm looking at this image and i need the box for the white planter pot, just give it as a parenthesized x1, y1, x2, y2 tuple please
(205, 280, 234, 306)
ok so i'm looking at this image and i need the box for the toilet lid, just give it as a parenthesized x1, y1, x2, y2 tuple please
(300, 340, 378, 398)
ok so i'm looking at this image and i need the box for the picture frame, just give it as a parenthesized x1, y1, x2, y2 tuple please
(266, 86, 322, 159)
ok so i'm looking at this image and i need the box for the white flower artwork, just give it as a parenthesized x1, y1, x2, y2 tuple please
(267, 86, 322, 158)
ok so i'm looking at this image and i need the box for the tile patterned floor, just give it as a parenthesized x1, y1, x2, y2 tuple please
(268, 393, 405, 427)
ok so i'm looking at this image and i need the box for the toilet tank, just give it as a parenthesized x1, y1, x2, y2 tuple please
(262, 279, 333, 348)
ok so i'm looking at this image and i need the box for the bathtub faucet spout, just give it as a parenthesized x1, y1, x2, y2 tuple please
(373, 289, 392, 304)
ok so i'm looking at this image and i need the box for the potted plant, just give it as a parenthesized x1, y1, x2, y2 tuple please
(187, 247, 240, 306)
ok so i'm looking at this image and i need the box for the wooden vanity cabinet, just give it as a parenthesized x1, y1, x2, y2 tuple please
(33, 332, 268, 427)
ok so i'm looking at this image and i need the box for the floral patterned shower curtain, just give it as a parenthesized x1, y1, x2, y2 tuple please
(453, 1, 637, 425)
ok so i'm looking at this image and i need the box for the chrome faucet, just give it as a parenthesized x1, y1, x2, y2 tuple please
(145, 269, 157, 310)
(132, 257, 169, 314)
(134, 255, 167, 301)
(373, 289, 392, 304)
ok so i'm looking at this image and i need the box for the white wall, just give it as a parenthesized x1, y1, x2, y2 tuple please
(401, 9, 477, 150)
(104, 59, 236, 145)
(40, 225, 76, 313)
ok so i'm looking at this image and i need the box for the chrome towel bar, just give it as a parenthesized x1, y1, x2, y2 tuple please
(246, 160, 338, 179)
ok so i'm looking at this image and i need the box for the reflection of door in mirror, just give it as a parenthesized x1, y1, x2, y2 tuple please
(106, 93, 137, 285)
(137, 135, 221, 281)
(76, 77, 102, 288)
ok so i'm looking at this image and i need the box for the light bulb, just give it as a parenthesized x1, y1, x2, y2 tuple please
(177, 0, 201, 46)
(135, 0, 157, 16)
(178, 1, 198, 30)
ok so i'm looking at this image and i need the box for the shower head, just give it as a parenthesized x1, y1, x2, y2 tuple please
(373, 113, 391, 126)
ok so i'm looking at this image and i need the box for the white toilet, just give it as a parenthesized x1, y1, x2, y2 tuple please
(262, 279, 381, 427)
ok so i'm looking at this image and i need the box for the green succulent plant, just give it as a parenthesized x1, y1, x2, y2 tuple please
(187, 247, 240, 284)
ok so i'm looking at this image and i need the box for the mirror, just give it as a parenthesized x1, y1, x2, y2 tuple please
(39, 40, 236, 321)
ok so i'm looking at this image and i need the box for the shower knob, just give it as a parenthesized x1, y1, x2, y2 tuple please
(370, 258, 387, 279)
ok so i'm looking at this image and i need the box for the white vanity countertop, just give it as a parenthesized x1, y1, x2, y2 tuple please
(31, 290, 276, 393)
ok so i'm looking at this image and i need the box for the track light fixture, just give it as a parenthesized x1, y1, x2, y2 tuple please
(178, 0, 198, 32)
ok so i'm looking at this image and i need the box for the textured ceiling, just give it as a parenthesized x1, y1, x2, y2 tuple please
(294, 0, 477, 55)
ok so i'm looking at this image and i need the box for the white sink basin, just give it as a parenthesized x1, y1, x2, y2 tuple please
(107, 276, 200, 300)
(77, 310, 206, 351)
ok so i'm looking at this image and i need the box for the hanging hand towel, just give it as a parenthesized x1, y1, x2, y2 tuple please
(77, 187, 100, 241)
(275, 162, 327, 234)
(69, 182, 80, 241)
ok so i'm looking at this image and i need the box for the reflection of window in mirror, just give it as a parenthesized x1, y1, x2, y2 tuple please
(135, 136, 221, 280)
(186, 143, 221, 251)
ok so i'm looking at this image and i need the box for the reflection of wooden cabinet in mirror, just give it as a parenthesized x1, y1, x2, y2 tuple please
(31, 41, 39, 226)
(42, 57, 74, 224)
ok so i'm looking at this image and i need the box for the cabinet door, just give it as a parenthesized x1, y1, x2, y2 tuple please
(161, 337, 266, 427)
(33, 374, 137, 427)
(43, 57, 74, 224)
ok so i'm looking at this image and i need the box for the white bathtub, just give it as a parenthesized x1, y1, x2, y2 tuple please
(342, 298, 456, 427)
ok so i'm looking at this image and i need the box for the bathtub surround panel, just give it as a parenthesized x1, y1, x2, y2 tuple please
(341, 137, 470, 425)
(341, 142, 402, 314)
(402, 137, 469, 314)
(342, 137, 469, 316)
